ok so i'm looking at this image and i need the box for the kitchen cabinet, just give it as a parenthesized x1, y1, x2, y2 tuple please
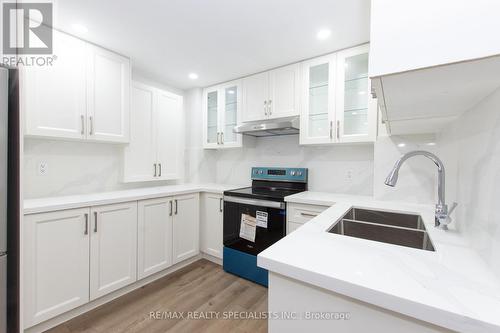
(172, 193, 200, 264)
(370, 0, 500, 135)
(123, 81, 183, 182)
(286, 203, 328, 235)
(202, 80, 242, 149)
(90, 202, 137, 300)
(24, 208, 90, 327)
(242, 64, 299, 122)
(23, 29, 131, 143)
(137, 197, 173, 279)
(23, 30, 87, 140)
(200, 193, 223, 258)
(300, 44, 376, 145)
(86, 44, 130, 143)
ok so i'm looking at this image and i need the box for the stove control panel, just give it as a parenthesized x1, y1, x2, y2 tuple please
(251, 167, 308, 183)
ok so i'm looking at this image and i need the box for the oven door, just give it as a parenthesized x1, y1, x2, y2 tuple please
(223, 195, 286, 256)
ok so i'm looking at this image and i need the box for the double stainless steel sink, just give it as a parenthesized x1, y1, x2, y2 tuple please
(328, 208, 435, 251)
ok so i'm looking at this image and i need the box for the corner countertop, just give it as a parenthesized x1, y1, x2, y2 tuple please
(24, 183, 242, 214)
(258, 191, 500, 333)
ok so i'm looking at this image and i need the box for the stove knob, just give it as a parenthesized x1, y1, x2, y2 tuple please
(290, 171, 296, 176)
(297, 171, 302, 176)
(259, 170, 263, 174)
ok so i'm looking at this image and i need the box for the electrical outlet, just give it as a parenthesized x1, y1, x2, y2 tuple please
(38, 162, 48, 175)
(345, 169, 353, 182)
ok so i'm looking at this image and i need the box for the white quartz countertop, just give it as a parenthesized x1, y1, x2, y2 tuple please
(24, 183, 242, 214)
(259, 191, 500, 333)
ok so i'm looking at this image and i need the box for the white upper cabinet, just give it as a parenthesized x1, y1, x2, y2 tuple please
(123, 81, 183, 182)
(23, 30, 87, 140)
(301, 44, 376, 145)
(23, 29, 130, 143)
(300, 54, 337, 145)
(86, 45, 130, 143)
(370, 0, 500, 135)
(268, 64, 300, 119)
(242, 64, 299, 122)
(336, 44, 376, 143)
(202, 80, 242, 149)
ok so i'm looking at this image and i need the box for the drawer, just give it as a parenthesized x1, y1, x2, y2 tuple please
(287, 203, 329, 224)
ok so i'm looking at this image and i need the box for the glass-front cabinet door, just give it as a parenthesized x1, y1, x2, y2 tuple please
(300, 54, 336, 145)
(335, 44, 376, 143)
(203, 80, 242, 149)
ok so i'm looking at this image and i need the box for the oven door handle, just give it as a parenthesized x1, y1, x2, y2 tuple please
(223, 195, 285, 209)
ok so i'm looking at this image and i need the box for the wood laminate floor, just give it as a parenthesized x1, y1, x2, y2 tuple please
(46, 259, 268, 333)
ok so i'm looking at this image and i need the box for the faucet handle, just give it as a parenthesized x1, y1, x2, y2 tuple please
(448, 202, 458, 216)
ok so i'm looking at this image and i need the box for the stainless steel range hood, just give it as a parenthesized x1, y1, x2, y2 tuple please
(233, 117, 300, 137)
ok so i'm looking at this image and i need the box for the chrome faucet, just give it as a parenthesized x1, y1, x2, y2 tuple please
(384, 150, 457, 230)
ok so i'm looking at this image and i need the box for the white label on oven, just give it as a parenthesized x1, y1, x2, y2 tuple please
(256, 211, 268, 228)
(240, 213, 256, 242)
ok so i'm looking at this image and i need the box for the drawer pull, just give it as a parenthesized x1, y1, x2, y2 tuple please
(300, 212, 318, 218)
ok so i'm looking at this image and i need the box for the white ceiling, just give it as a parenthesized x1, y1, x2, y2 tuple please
(53, 0, 370, 90)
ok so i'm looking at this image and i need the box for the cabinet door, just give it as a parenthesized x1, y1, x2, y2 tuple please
(155, 90, 183, 180)
(220, 81, 242, 148)
(24, 208, 90, 327)
(242, 72, 269, 122)
(23, 30, 87, 140)
(87, 45, 130, 143)
(336, 44, 376, 143)
(268, 63, 300, 119)
(90, 202, 137, 300)
(123, 82, 156, 182)
(200, 193, 223, 258)
(300, 54, 336, 145)
(137, 198, 173, 279)
(172, 193, 200, 264)
(202, 87, 220, 149)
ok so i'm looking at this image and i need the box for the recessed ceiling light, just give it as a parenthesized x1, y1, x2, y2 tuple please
(188, 73, 199, 80)
(397, 143, 406, 148)
(427, 142, 436, 146)
(316, 29, 331, 40)
(71, 23, 88, 34)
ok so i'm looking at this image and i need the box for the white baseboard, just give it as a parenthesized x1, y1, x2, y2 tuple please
(24, 255, 202, 333)
(201, 252, 222, 265)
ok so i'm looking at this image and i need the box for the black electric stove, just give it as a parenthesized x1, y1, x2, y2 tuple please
(222, 167, 308, 286)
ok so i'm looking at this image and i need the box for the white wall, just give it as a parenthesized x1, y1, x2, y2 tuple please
(437, 87, 500, 277)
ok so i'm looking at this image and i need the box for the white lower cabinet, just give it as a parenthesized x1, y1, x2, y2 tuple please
(137, 197, 173, 279)
(89, 202, 138, 300)
(200, 193, 223, 259)
(24, 208, 91, 327)
(172, 193, 200, 264)
(286, 203, 329, 235)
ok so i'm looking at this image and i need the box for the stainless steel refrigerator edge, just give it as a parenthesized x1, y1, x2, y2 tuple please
(0, 67, 8, 333)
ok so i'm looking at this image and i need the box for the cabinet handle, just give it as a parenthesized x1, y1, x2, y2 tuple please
(264, 100, 267, 116)
(336, 120, 340, 140)
(268, 99, 272, 115)
(154, 163, 157, 177)
(89, 116, 94, 135)
(175, 199, 178, 215)
(93, 212, 98, 233)
(159, 163, 162, 177)
(84, 213, 89, 235)
(81, 115, 85, 135)
(216, 132, 220, 145)
(329, 121, 333, 139)
(169, 200, 173, 216)
(219, 198, 223, 212)
(300, 212, 318, 218)
(221, 132, 224, 144)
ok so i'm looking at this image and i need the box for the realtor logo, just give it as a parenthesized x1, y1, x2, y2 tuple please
(2, 2, 53, 54)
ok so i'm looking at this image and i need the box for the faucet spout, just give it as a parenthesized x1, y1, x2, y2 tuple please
(384, 150, 455, 229)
